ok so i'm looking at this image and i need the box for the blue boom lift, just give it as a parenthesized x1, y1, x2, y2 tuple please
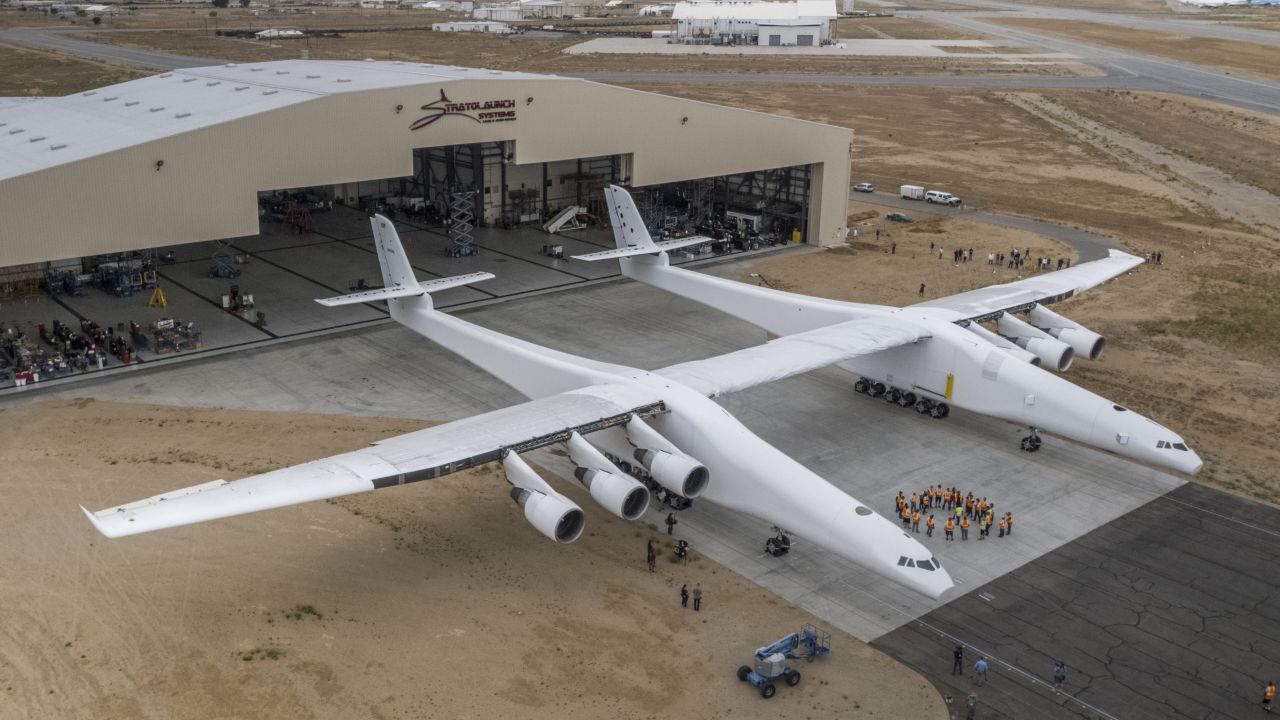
(736, 625, 831, 698)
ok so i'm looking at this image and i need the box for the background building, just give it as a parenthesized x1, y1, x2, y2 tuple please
(672, 0, 836, 45)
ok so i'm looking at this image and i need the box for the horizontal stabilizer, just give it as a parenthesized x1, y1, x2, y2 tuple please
(315, 285, 425, 307)
(314, 272, 494, 307)
(572, 236, 711, 262)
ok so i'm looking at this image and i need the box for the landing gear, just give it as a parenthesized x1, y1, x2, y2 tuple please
(765, 528, 792, 557)
(855, 378, 947, 419)
(1020, 427, 1042, 452)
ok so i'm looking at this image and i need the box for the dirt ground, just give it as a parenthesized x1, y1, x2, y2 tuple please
(994, 17, 1280, 82)
(0, 44, 143, 96)
(629, 82, 1280, 504)
(79, 28, 1092, 76)
(834, 15, 982, 40)
(0, 399, 947, 720)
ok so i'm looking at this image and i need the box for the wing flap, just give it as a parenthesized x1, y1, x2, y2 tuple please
(84, 384, 665, 538)
(572, 236, 711, 261)
(659, 317, 926, 397)
(913, 249, 1142, 320)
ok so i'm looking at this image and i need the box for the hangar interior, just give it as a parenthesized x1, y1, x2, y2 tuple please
(0, 60, 850, 389)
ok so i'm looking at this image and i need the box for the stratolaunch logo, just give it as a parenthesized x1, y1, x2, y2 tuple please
(409, 89, 517, 130)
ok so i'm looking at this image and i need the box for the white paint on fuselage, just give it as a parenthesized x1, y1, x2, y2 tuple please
(388, 295, 954, 599)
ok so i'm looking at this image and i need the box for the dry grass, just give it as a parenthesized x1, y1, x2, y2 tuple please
(834, 16, 982, 40)
(86, 27, 1093, 76)
(994, 18, 1280, 82)
(0, 44, 144, 96)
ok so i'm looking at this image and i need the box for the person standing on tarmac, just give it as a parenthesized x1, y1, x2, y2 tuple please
(665, 513, 677, 535)
(961, 516, 970, 541)
(927, 514, 935, 538)
(912, 509, 921, 533)
(1264, 680, 1276, 712)
(952, 645, 964, 676)
(945, 517, 955, 541)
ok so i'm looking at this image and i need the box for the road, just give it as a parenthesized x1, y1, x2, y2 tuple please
(850, 189, 1123, 262)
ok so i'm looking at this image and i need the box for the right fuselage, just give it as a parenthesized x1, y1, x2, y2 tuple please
(622, 257, 1201, 475)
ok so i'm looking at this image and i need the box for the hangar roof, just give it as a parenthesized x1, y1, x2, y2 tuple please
(0, 60, 550, 182)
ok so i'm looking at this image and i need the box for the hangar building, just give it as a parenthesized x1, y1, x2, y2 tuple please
(0, 60, 852, 273)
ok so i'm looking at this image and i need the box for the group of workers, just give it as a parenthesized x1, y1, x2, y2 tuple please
(894, 487, 1014, 542)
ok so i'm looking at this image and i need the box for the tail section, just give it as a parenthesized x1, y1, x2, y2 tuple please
(315, 214, 493, 308)
(573, 185, 710, 262)
(604, 184, 657, 251)
(372, 213, 419, 292)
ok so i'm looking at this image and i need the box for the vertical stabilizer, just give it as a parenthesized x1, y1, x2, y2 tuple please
(604, 185, 657, 251)
(371, 214, 420, 293)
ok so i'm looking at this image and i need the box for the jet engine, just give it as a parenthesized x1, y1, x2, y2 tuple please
(509, 487, 585, 544)
(566, 432, 651, 521)
(502, 452, 585, 544)
(996, 313, 1074, 371)
(625, 417, 710, 499)
(964, 322, 1042, 366)
(1028, 304, 1105, 361)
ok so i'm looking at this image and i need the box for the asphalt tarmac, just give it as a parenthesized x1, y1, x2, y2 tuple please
(872, 481, 1280, 720)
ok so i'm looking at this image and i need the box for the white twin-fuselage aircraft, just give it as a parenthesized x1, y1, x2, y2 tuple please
(82, 185, 1198, 602)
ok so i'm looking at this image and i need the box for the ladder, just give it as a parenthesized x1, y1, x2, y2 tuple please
(148, 286, 168, 309)
(448, 186, 477, 257)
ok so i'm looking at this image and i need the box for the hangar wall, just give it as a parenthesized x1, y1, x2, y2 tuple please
(0, 71, 852, 267)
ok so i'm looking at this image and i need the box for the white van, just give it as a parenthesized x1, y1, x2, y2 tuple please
(900, 185, 925, 200)
(925, 190, 961, 207)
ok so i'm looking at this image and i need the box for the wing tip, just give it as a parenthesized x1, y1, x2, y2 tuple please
(81, 505, 121, 539)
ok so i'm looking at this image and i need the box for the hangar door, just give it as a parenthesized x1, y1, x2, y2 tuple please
(768, 34, 781, 45)
(797, 34, 814, 46)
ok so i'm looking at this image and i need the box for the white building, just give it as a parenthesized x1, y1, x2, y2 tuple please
(432, 20, 510, 31)
(254, 28, 306, 38)
(672, 0, 836, 45)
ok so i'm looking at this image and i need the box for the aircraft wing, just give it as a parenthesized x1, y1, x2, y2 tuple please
(658, 316, 926, 397)
(82, 384, 665, 538)
(912, 249, 1143, 321)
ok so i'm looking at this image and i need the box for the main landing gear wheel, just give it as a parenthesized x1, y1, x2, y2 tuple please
(870, 382, 886, 398)
(929, 402, 950, 419)
(884, 388, 901, 404)
(854, 378, 870, 394)
(897, 391, 917, 408)
(1021, 429, 1042, 452)
(915, 399, 934, 415)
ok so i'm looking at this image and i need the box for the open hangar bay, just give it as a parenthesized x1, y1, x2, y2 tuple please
(0, 59, 845, 389)
(25, 265, 1279, 720)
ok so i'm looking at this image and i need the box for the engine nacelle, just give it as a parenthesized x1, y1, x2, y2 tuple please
(510, 487, 585, 544)
(566, 432, 651, 521)
(632, 448, 709, 499)
(997, 313, 1074, 371)
(501, 452, 586, 543)
(964, 322, 1041, 366)
(573, 467, 650, 521)
(625, 416, 710, 499)
(1028, 304, 1105, 360)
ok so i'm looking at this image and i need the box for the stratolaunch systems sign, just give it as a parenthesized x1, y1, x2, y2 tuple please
(410, 89, 517, 130)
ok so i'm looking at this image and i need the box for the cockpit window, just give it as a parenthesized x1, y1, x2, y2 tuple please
(1113, 405, 1128, 412)
(1173, 443, 1188, 451)
(1158, 440, 1190, 451)
(899, 555, 936, 571)
(917, 560, 935, 571)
